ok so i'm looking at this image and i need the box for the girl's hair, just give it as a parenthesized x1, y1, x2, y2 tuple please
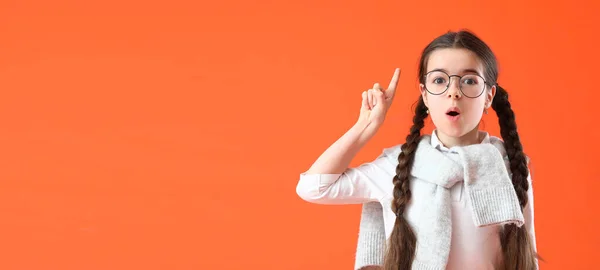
(383, 30, 539, 270)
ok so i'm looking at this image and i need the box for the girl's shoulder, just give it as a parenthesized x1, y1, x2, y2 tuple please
(381, 144, 402, 157)
(489, 135, 531, 165)
(379, 135, 433, 161)
(378, 144, 403, 165)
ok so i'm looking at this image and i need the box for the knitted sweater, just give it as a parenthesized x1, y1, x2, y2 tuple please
(355, 202, 385, 269)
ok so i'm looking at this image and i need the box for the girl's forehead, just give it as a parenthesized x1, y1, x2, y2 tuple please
(426, 48, 484, 75)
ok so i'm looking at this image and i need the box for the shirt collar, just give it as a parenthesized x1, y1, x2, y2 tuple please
(430, 129, 491, 152)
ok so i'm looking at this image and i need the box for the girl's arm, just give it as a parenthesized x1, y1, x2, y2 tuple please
(296, 69, 402, 204)
(295, 122, 400, 204)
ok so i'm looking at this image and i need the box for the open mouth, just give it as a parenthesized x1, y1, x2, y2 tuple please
(445, 107, 461, 120)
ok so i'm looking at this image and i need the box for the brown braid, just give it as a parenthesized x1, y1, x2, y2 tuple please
(492, 85, 538, 270)
(382, 97, 428, 270)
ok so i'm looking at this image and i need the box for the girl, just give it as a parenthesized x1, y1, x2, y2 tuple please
(296, 30, 539, 270)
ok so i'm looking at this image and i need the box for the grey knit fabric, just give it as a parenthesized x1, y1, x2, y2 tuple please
(354, 202, 385, 269)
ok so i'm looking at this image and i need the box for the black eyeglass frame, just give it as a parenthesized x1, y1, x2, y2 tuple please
(422, 70, 494, 98)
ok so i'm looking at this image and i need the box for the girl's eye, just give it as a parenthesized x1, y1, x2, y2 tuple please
(462, 77, 479, 85)
(433, 77, 446, 84)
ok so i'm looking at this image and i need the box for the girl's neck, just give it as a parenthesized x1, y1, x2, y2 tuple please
(435, 128, 482, 148)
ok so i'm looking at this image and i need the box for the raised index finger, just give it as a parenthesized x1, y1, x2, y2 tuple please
(387, 68, 400, 90)
(386, 68, 401, 96)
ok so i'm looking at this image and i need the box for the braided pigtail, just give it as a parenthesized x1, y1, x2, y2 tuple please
(383, 97, 428, 270)
(492, 85, 538, 270)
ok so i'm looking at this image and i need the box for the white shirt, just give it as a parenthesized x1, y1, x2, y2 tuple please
(296, 130, 537, 269)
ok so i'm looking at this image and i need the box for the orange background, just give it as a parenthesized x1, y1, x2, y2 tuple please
(1, 0, 599, 269)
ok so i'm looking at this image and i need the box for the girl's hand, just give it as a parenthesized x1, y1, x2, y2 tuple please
(358, 68, 401, 128)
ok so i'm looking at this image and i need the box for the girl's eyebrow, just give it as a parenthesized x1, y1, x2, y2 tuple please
(428, 68, 482, 76)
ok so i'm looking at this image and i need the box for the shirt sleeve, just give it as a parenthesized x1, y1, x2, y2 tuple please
(295, 145, 401, 205)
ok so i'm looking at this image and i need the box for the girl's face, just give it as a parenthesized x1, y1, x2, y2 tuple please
(420, 48, 496, 140)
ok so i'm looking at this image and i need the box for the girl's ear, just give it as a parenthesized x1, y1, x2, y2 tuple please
(420, 84, 429, 108)
(486, 84, 496, 109)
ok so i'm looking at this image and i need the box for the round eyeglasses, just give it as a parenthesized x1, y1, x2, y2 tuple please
(423, 70, 492, 98)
